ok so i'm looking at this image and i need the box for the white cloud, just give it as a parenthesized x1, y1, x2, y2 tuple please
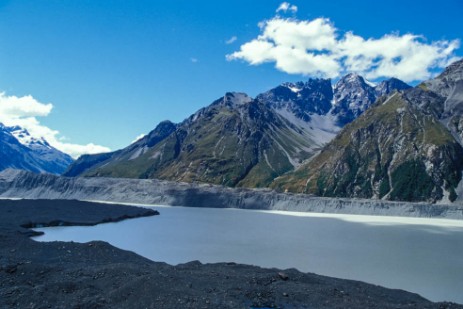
(0, 92, 53, 117)
(131, 133, 146, 144)
(227, 15, 460, 82)
(276, 2, 298, 13)
(190, 57, 198, 63)
(225, 36, 237, 45)
(0, 92, 110, 158)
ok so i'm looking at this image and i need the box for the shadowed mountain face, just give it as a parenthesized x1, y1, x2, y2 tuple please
(64, 75, 409, 188)
(0, 124, 73, 174)
(256, 78, 334, 120)
(273, 59, 463, 203)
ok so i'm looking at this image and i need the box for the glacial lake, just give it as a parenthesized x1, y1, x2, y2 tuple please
(33, 205, 463, 304)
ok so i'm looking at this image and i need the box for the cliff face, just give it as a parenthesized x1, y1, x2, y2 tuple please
(272, 92, 463, 203)
(272, 60, 463, 203)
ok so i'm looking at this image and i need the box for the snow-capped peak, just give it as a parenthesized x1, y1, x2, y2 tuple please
(335, 73, 365, 88)
(0, 123, 74, 174)
(4, 125, 51, 149)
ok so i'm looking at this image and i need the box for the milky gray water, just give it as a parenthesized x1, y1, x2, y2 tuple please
(33, 205, 463, 304)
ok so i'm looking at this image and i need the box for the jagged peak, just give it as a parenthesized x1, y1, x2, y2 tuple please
(281, 78, 332, 93)
(1, 124, 30, 135)
(223, 92, 252, 105)
(374, 78, 411, 97)
(281, 81, 304, 93)
(378, 77, 409, 85)
(335, 73, 369, 89)
(138, 120, 177, 147)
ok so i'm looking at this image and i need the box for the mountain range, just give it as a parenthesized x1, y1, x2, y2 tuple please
(63, 73, 412, 188)
(273, 60, 463, 203)
(0, 124, 73, 174)
(3, 59, 462, 204)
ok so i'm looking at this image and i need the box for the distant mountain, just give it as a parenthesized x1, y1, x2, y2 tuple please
(273, 59, 463, 203)
(64, 75, 408, 188)
(375, 77, 412, 97)
(64, 120, 177, 177)
(0, 124, 73, 174)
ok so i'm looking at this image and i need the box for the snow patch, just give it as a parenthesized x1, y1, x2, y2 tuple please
(263, 151, 275, 171)
(262, 210, 463, 227)
(275, 108, 341, 146)
(439, 186, 452, 205)
(7, 126, 51, 149)
(150, 151, 161, 160)
(364, 79, 377, 87)
(129, 146, 147, 160)
(382, 92, 398, 105)
(288, 86, 301, 93)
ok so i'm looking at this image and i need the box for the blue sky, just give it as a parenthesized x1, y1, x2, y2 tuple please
(0, 0, 461, 157)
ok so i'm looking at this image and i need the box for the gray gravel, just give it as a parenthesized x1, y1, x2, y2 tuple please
(1, 169, 463, 219)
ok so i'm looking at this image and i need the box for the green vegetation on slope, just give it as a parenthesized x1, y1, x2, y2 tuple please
(272, 92, 463, 203)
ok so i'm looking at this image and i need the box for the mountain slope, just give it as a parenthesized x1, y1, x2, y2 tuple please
(423, 59, 463, 144)
(272, 90, 463, 202)
(0, 124, 73, 174)
(72, 93, 323, 187)
(63, 120, 176, 177)
(65, 76, 410, 188)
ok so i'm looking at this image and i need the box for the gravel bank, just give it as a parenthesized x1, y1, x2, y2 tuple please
(1, 169, 463, 219)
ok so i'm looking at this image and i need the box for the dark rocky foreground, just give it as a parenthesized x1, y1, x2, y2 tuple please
(0, 199, 461, 309)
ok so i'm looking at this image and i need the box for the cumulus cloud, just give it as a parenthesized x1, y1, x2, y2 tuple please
(0, 92, 110, 158)
(227, 15, 460, 82)
(276, 2, 298, 13)
(0, 92, 53, 118)
(131, 133, 146, 144)
(225, 36, 237, 45)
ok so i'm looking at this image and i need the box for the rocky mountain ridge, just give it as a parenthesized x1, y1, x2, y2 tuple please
(64, 74, 409, 188)
(273, 59, 463, 203)
(5, 60, 463, 203)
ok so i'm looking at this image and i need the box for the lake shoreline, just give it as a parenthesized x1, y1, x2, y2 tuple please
(83, 199, 463, 227)
(0, 198, 462, 308)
